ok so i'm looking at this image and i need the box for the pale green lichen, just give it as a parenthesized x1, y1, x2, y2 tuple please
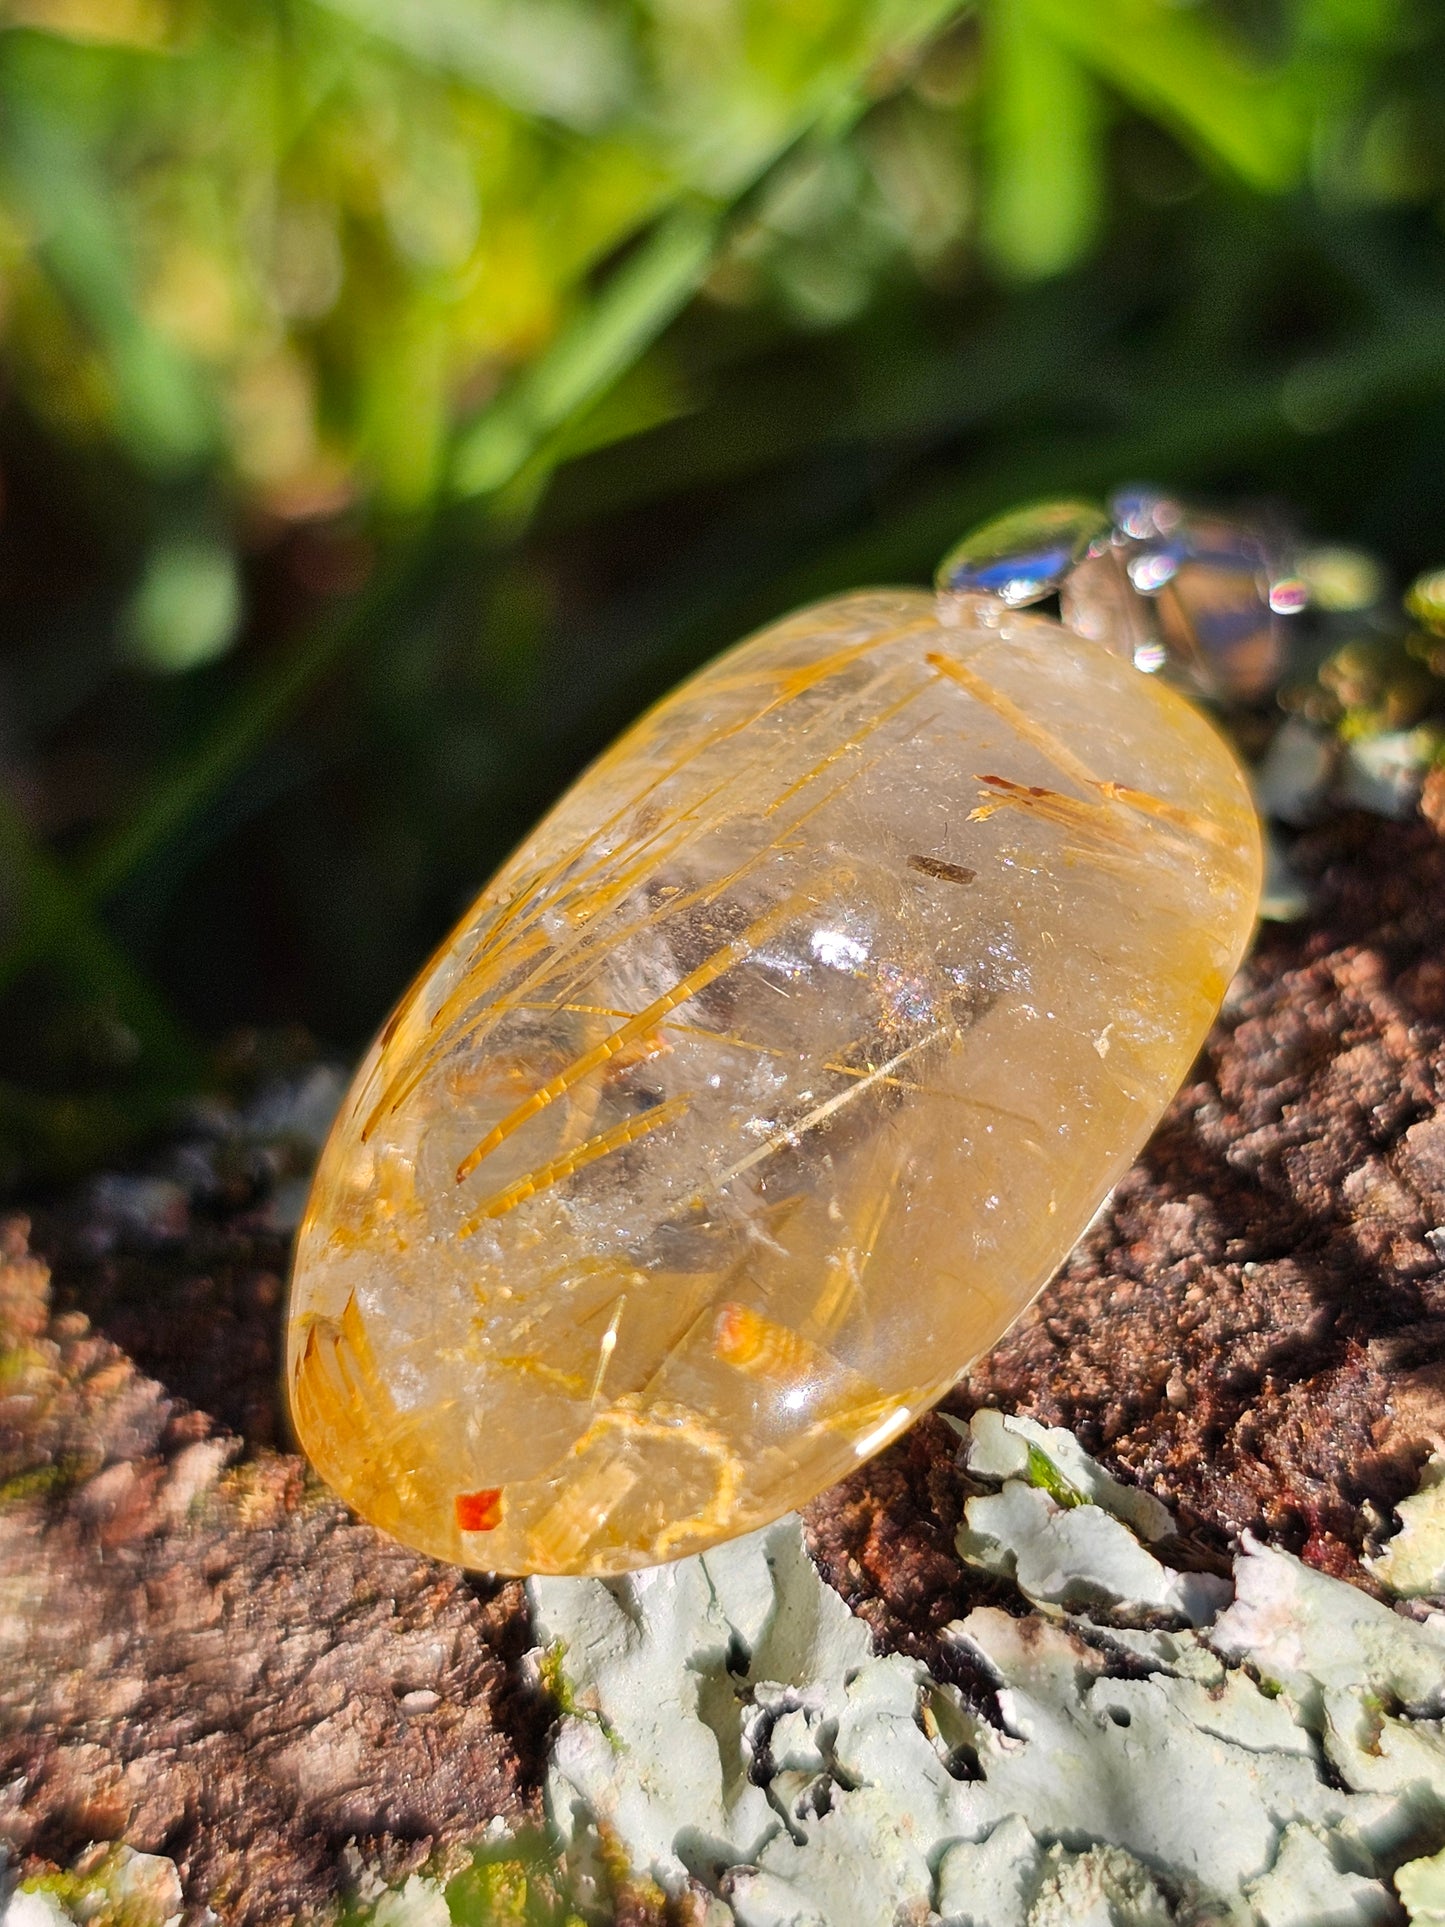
(368, 1875, 451, 1927)
(2, 1890, 72, 1927)
(527, 1421, 1445, 1927)
(955, 1477, 1228, 1622)
(1244, 1823, 1392, 1927)
(1398, 1842, 1445, 1924)
(939, 1824, 1205, 1927)
(1366, 1456, 1445, 1600)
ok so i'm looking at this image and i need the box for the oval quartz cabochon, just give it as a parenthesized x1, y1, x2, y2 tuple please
(287, 591, 1261, 1574)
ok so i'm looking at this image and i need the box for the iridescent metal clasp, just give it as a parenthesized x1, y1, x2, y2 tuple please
(935, 502, 1110, 609)
(938, 488, 1301, 706)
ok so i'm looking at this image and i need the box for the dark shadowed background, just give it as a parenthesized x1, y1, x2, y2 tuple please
(2, 0, 1444, 1187)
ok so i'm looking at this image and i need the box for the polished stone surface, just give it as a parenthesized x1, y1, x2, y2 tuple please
(287, 590, 1261, 1573)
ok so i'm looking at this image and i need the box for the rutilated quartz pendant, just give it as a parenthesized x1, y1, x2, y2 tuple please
(287, 576, 1261, 1575)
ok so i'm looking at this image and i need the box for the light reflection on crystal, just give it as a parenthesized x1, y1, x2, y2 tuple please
(1061, 545, 1157, 664)
(1057, 493, 1288, 702)
(1129, 511, 1280, 702)
(1129, 551, 1181, 595)
(936, 500, 1109, 607)
(811, 928, 869, 971)
(1156, 547, 1280, 702)
(937, 486, 1301, 705)
(1268, 577, 1309, 615)
(1110, 487, 1184, 541)
(756, 945, 809, 981)
(854, 1405, 913, 1457)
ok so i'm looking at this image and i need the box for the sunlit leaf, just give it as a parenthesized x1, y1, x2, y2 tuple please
(451, 205, 719, 499)
(0, 46, 216, 470)
(980, 0, 1103, 280)
(311, 0, 636, 131)
(1032, 0, 1309, 192)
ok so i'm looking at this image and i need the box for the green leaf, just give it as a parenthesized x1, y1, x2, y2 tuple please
(980, 0, 1104, 280)
(450, 203, 720, 500)
(1030, 0, 1309, 192)
(0, 56, 217, 473)
(359, 295, 452, 512)
(1397, 1842, 1445, 1926)
(312, 0, 637, 131)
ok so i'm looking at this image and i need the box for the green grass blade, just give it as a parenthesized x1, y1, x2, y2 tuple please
(452, 0, 976, 502)
(981, 0, 1104, 279)
(1031, 0, 1309, 192)
(0, 55, 216, 474)
(450, 203, 721, 500)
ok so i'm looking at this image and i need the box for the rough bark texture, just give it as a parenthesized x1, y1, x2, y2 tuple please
(0, 1222, 546, 1924)
(4, 811, 1445, 1919)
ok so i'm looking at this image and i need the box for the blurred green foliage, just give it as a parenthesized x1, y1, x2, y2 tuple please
(0, 0, 969, 519)
(0, 0, 1443, 1182)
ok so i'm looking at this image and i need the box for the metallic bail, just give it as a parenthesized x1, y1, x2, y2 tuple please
(935, 502, 1110, 609)
(937, 489, 1297, 705)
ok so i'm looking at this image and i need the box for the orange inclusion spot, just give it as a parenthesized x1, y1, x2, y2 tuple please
(455, 1488, 503, 1533)
(714, 1301, 757, 1365)
(714, 1301, 813, 1379)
